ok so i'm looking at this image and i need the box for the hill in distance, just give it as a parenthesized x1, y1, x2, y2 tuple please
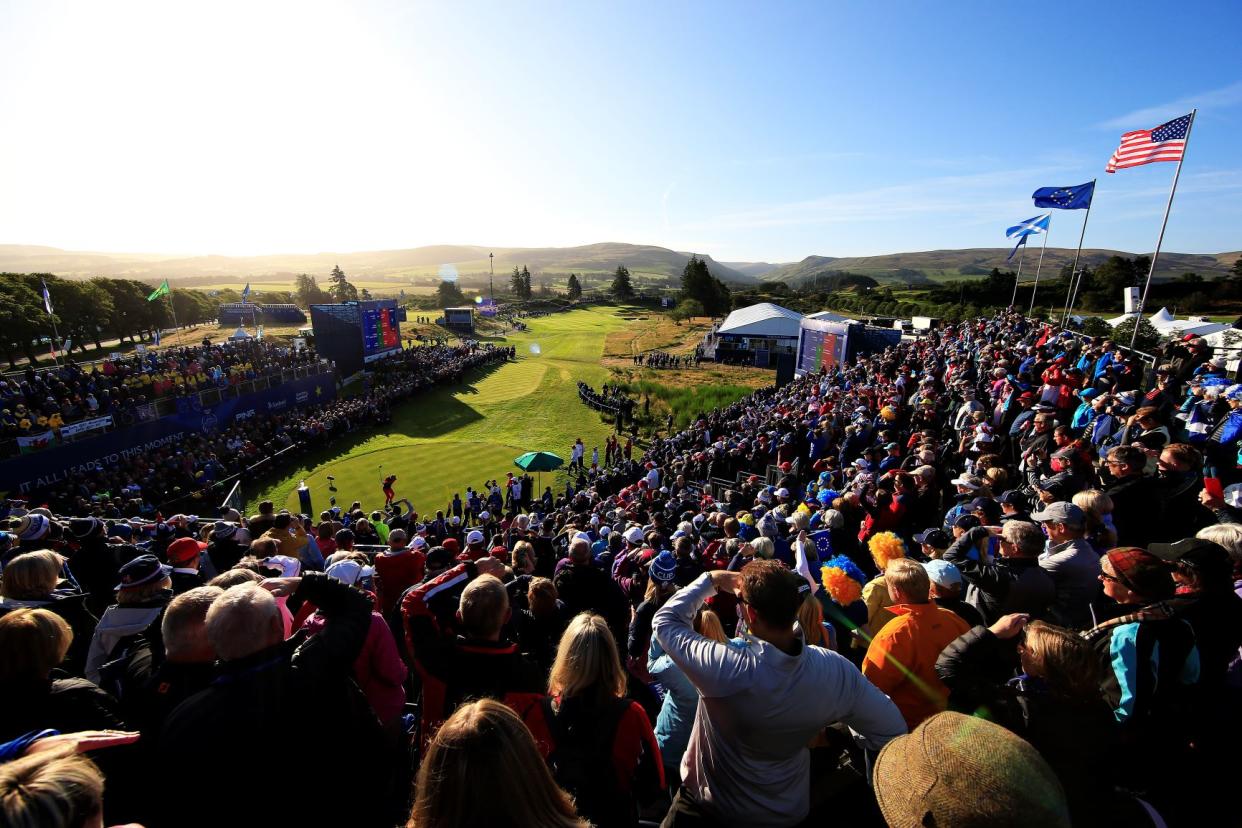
(0, 242, 758, 289)
(721, 261, 786, 279)
(762, 248, 1242, 286)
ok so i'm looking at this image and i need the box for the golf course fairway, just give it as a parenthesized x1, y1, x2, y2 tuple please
(256, 306, 636, 519)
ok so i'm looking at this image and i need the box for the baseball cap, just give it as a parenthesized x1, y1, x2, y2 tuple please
(923, 559, 963, 589)
(997, 490, 1028, 508)
(1030, 502, 1085, 527)
(1147, 537, 1232, 581)
(623, 526, 644, 545)
(165, 537, 207, 565)
(425, 546, 454, 571)
(466, 530, 485, 545)
(479, 511, 491, 521)
(949, 477, 980, 490)
(326, 559, 374, 586)
(913, 528, 951, 549)
(953, 512, 982, 530)
(115, 554, 172, 591)
(410, 535, 429, 550)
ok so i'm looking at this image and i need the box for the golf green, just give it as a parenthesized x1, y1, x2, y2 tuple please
(256, 306, 632, 519)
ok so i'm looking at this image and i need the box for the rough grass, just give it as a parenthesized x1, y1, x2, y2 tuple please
(613, 377, 758, 432)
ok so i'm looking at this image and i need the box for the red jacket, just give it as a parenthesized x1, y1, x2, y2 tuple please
(401, 563, 544, 747)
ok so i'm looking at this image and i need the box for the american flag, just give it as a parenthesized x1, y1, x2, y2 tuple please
(1106, 113, 1191, 173)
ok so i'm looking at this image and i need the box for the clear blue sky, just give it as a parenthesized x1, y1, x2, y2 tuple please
(1, 0, 1239, 262)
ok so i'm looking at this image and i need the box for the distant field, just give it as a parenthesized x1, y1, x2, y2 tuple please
(189, 280, 436, 294)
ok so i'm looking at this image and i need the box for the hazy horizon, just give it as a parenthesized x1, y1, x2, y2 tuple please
(2, 1, 1239, 262)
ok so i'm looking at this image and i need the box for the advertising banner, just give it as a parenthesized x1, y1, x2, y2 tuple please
(58, 415, 113, 439)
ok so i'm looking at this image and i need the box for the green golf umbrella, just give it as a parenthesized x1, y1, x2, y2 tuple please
(514, 451, 564, 472)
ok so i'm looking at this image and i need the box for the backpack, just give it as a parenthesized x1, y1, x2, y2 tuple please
(542, 697, 634, 826)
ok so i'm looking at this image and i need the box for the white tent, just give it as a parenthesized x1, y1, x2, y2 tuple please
(806, 310, 855, 323)
(716, 302, 804, 338)
(1149, 307, 1176, 326)
(228, 327, 253, 340)
(1105, 307, 1230, 338)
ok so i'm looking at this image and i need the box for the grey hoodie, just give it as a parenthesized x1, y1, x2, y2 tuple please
(653, 574, 906, 827)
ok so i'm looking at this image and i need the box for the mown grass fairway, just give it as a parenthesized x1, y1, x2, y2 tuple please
(254, 306, 635, 517)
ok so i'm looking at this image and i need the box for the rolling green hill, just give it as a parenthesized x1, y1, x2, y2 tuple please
(761, 248, 1241, 285)
(0, 242, 757, 289)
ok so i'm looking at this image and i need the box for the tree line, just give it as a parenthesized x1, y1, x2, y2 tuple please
(0, 275, 224, 368)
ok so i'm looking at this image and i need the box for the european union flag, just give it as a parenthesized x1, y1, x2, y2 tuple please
(1032, 181, 1094, 210)
(808, 529, 834, 559)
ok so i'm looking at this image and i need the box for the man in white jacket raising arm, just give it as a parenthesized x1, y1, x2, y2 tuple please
(653, 560, 907, 827)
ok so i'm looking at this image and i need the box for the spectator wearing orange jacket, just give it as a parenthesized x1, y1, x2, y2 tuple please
(863, 558, 971, 729)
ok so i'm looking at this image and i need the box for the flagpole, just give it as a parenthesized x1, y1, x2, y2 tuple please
(165, 283, 178, 347)
(1062, 178, 1096, 323)
(47, 310, 62, 368)
(1129, 109, 1196, 352)
(1027, 224, 1051, 317)
(1009, 241, 1027, 307)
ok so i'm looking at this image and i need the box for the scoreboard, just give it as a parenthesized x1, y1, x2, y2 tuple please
(797, 319, 851, 375)
(361, 304, 401, 363)
(309, 299, 402, 377)
(795, 318, 904, 377)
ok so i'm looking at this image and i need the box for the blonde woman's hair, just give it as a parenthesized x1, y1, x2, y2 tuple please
(1021, 621, 1103, 701)
(884, 558, 930, 604)
(984, 466, 1008, 490)
(513, 540, 535, 571)
(0, 550, 62, 600)
(0, 747, 104, 828)
(0, 608, 73, 685)
(750, 537, 775, 560)
(408, 698, 586, 828)
(797, 592, 828, 649)
(548, 613, 626, 708)
(1072, 489, 1113, 517)
(1072, 490, 1116, 546)
(694, 608, 728, 644)
(208, 569, 263, 589)
(643, 572, 676, 605)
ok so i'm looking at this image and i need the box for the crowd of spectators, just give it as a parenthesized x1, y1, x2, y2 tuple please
(16, 342, 512, 519)
(1, 339, 323, 440)
(2, 309, 1242, 827)
(577, 381, 635, 424)
(632, 350, 701, 369)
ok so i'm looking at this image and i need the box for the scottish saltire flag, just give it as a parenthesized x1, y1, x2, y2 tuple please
(1007, 213, 1051, 239)
(41, 279, 54, 315)
(1033, 181, 1094, 210)
(1007, 233, 1028, 262)
(241, 283, 251, 302)
(1107, 113, 1191, 173)
(1185, 399, 1213, 442)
